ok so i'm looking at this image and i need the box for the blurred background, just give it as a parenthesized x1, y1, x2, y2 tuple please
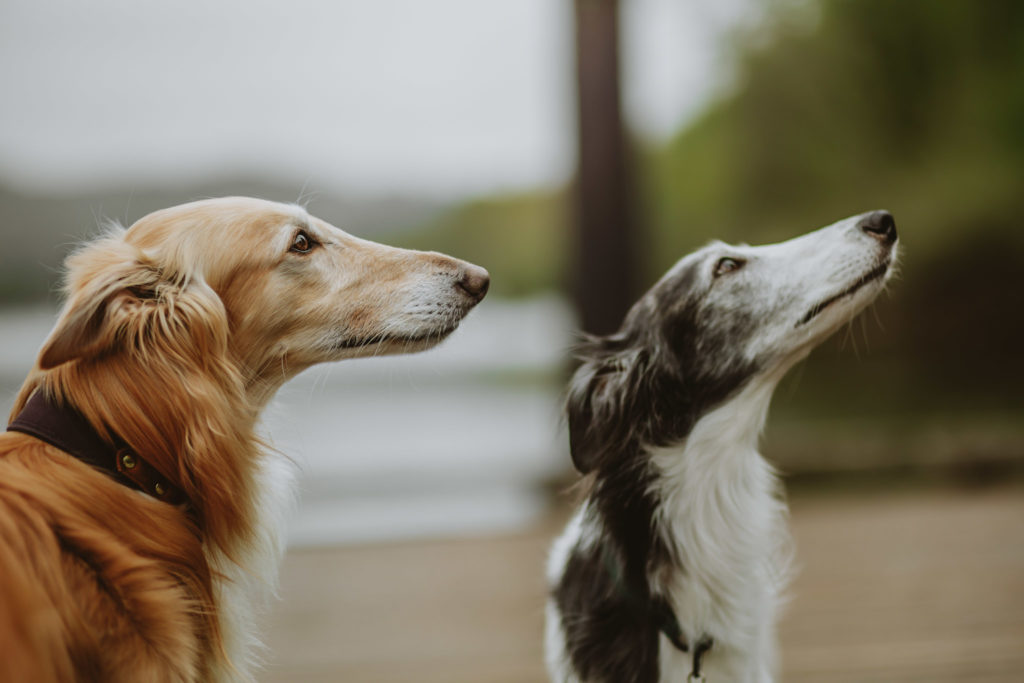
(1, 0, 1022, 680)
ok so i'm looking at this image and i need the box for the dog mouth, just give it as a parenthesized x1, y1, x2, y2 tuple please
(797, 260, 890, 327)
(332, 325, 458, 351)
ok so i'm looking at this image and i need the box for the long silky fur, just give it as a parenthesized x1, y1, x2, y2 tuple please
(3, 226, 285, 681)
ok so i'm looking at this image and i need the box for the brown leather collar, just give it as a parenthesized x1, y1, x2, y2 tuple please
(7, 390, 186, 505)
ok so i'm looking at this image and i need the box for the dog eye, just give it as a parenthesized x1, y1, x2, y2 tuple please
(714, 257, 745, 277)
(290, 231, 315, 254)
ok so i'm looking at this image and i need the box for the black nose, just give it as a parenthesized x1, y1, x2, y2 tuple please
(857, 210, 897, 244)
(457, 264, 490, 302)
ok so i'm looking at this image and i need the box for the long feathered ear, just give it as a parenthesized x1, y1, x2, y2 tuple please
(39, 234, 168, 369)
(566, 337, 642, 474)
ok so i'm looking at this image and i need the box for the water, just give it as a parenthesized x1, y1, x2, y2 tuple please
(0, 297, 575, 546)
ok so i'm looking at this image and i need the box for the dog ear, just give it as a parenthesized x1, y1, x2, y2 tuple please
(38, 238, 167, 369)
(566, 341, 639, 474)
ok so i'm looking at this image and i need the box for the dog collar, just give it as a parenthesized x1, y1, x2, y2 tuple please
(7, 391, 186, 505)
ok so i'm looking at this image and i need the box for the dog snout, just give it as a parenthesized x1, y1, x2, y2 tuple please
(857, 210, 897, 245)
(456, 263, 490, 303)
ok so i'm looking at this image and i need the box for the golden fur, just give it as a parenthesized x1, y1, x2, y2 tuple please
(0, 197, 488, 682)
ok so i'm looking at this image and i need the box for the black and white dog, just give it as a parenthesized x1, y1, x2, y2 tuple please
(546, 212, 898, 682)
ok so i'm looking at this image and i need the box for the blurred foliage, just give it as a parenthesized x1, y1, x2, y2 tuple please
(396, 190, 568, 297)
(411, 0, 1024, 422)
(647, 0, 1024, 260)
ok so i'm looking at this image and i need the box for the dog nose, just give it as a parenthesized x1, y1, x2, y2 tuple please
(857, 210, 897, 244)
(457, 264, 490, 302)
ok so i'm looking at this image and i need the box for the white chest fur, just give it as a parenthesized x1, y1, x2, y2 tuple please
(649, 378, 793, 683)
(208, 450, 296, 682)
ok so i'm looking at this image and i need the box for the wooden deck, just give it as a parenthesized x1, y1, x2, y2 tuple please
(261, 483, 1024, 682)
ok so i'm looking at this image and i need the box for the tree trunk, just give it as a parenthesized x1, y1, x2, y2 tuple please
(571, 0, 642, 337)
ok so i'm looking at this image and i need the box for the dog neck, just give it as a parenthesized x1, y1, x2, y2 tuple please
(17, 359, 293, 681)
(8, 390, 188, 504)
(23, 352, 260, 556)
(648, 374, 791, 643)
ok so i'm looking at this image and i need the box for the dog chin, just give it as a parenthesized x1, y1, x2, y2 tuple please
(381, 329, 456, 354)
(770, 262, 891, 368)
(797, 259, 891, 330)
(330, 325, 458, 356)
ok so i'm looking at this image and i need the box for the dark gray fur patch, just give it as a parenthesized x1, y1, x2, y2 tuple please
(554, 541, 662, 683)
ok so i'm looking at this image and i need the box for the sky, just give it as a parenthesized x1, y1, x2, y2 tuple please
(0, 0, 749, 200)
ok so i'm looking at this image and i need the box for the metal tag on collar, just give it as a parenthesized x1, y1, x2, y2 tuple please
(688, 636, 713, 682)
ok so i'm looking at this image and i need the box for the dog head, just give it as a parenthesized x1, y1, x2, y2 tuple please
(37, 197, 488, 395)
(568, 210, 898, 473)
(19, 197, 489, 554)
